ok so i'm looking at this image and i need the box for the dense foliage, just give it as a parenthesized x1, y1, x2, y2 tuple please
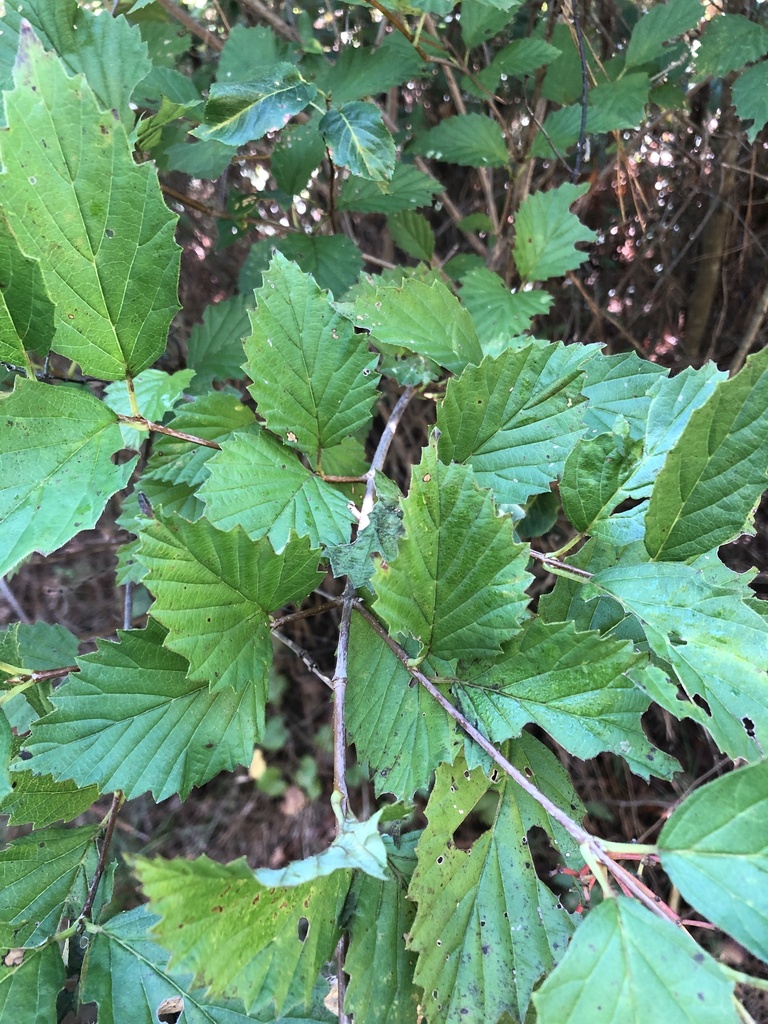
(0, 1, 767, 1022)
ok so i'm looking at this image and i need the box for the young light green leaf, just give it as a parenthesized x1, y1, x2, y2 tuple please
(0, 378, 134, 578)
(347, 277, 482, 374)
(625, 0, 703, 69)
(733, 61, 768, 142)
(0, 824, 99, 947)
(138, 515, 321, 693)
(133, 854, 349, 1017)
(388, 211, 435, 262)
(372, 446, 531, 662)
(513, 182, 596, 282)
(1, 26, 180, 380)
(591, 562, 768, 760)
(437, 341, 595, 506)
(254, 810, 388, 886)
(187, 295, 252, 384)
(659, 761, 768, 963)
(645, 346, 768, 561)
(533, 897, 738, 1024)
(409, 754, 576, 1024)
(460, 268, 553, 357)
(410, 113, 509, 167)
(560, 426, 643, 532)
(244, 253, 380, 463)
(199, 429, 356, 552)
(0, 942, 66, 1024)
(193, 63, 316, 145)
(337, 164, 441, 214)
(319, 101, 395, 182)
(347, 614, 461, 799)
(20, 621, 264, 800)
(0, 211, 54, 371)
(345, 835, 420, 1024)
(82, 905, 277, 1024)
(457, 619, 679, 781)
(0, 0, 151, 127)
(694, 14, 768, 78)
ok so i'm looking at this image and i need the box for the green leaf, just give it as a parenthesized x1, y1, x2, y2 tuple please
(409, 113, 509, 168)
(0, 0, 151, 127)
(696, 13, 768, 77)
(456, 619, 679, 781)
(581, 350, 667, 436)
(409, 753, 576, 1024)
(82, 905, 282, 1024)
(460, 0, 519, 48)
(659, 761, 768, 962)
(272, 121, 326, 196)
(460, 268, 553, 356)
(310, 33, 424, 106)
(0, 824, 99, 947)
(20, 620, 263, 800)
(164, 138, 238, 178)
(0, 379, 134, 578)
(513, 183, 596, 282)
(1, 27, 180, 380)
(372, 445, 531, 662)
(0, 211, 54, 371)
(733, 61, 768, 142)
(0, 943, 66, 1024)
(625, 0, 703, 69)
(560, 425, 643, 532)
(533, 897, 738, 1024)
(347, 277, 482, 374)
(436, 342, 595, 506)
(476, 38, 561, 91)
(244, 253, 380, 463)
(337, 164, 441, 214)
(194, 63, 316, 145)
(138, 514, 321, 694)
(345, 835, 420, 1024)
(133, 854, 349, 1017)
(0, 713, 12, 801)
(319, 101, 395, 182)
(216, 24, 295, 84)
(199, 429, 356, 552)
(346, 614, 460, 799)
(388, 211, 435, 262)
(645, 346, 768, 561)
(187, 295, 252, 384)
(0, 767, 99, 829)
(591, 562, 768, 760)
(253, 234, 363, 298)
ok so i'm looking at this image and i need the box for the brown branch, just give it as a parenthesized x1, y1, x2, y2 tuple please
(237, 0, 301, 42)
(331, 581, 355, 821)
(79, 791, 124, 923)
(154, 0, 224, 52)
(117, 415, 222, 450)
(2, 665, 78, 687)
(367, 0, 430, 61)
(271, 599, 342, 630)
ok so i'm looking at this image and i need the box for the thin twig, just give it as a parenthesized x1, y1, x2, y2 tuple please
(0, 578, 30, 624)
(79, 792, 123, 923)
(271, 629, 334, 689)
(117, 415, 222, 450)
(154, 0, 224, 52)
(123, 581, 134, 632)
(352, 601, 681, 924)
(331, 582, 355, 821)
(238, 0, 301, 42)
(358, 386, 417, 531)
(528, 548, 594, 580)
(271, 599, 342, 630)
(571, 0, 589, 183)
(335, 934, 350, 1024)
(730, 278, 768, 375)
